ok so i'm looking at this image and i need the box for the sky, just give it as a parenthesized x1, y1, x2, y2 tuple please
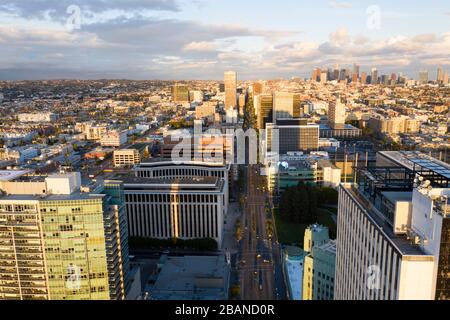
(0, 0, 449, 80)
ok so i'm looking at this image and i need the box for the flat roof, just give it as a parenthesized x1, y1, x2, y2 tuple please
(315, 240, 337, 255)
(122, 176, 225, 193)
(284, 248, 306, 301)
(319, 124, 360, 130)
(379, 151, 450, 176)
(381, 191, 413, 204)
(0, 192, 104, 202)
(150, 255, 229, 300)
(344, 185, 432, 257)
(0, 170, 30, 182)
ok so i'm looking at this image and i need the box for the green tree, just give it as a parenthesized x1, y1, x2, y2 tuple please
(306, 184, 318, 223)
(296, 185, 309, 224)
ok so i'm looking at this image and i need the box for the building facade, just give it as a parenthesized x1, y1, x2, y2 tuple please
(335, 152, 450, 300)
(266, 119, 319, 154)
(114, 149, 141, 167)
(0, 173, 130, 300)
(100, 130, 128, 147)
(255, 94, 273, 130)
(224, 71, 237, 111)
(171, 84, 190, 103)
(123, 177, 225, 246)
(18, 113, 58, 123)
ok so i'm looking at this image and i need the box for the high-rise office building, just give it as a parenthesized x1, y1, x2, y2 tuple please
(238, 93, 246, 116)
(171, 84, 190, 103)
(353, 64, 360, 79)
(224, 71, 237, 111)
(266, 119, 319, 154)
(437, 65, 444, 83)
(320, 72, 328, 84)
(327, 68, 333, 81)
(444, 71, 449, 85)
(390, 73, 397, 82)
(333, 67, 340, 82)
(311, 68, 321, 82)
(0, 172, 130, 300)
(419, 70, 429, 84)
(255, 94, 274, 130)
(328, 98, 346, 128)
(335, 151, 450, 300)
(273, 92, 301, 121)
(361, 72, 367, 84)
(371, 68, 378, 84)
(339, 69, 348, 81)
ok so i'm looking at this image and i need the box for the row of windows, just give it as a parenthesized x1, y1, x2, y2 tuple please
(127, 203, 220, 239)
(137, 168, 225, 179)
(0, 205, 36, 212)
(126, 193, 219, 204)
(335, 188, 400, 300)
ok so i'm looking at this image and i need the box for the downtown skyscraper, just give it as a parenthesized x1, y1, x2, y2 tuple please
(0, 173, 130, 300)
(224, 71, 237, 111)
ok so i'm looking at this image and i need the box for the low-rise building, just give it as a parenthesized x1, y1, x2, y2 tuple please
(149, 255, 230, 300)
(100, 130, 128, 147)
(302, 225, 336, 301)
(18, 112, 58, 123)
(114, 149, 140, 167)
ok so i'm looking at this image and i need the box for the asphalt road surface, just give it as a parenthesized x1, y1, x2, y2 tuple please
(238, 164, 286, 300)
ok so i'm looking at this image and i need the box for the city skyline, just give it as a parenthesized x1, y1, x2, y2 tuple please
(0, 0, 449, 80)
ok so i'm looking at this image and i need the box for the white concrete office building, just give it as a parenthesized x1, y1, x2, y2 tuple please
(123, 177, 225, 246)
(335, 152, 450, 300)
(134, 160, 230, 211)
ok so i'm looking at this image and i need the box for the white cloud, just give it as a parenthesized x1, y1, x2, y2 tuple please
(183, 41, 218, 52)
(329, 27, 350, 46)
(0, 12, 449, 80)
(328, 1, 352, 9)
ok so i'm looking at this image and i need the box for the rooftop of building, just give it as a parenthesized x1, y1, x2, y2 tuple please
(319, 123, 360, 130)
(315, 239, 337, 255)
(379, 151, 450, 173)
(120, 175, 224, 192)
(380, 191, 413, 204)
(284, 246, 307, 260)
(0, 170, 31, 181)
(343, 184, 432, 257)
(150, 255, 230, 300)
(378, 151, 450, 187)
(270, 118, 319, 127)
(0, 192, 104, 202)
(284, 252, 304, 301)
(308, 224, 329, 234)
